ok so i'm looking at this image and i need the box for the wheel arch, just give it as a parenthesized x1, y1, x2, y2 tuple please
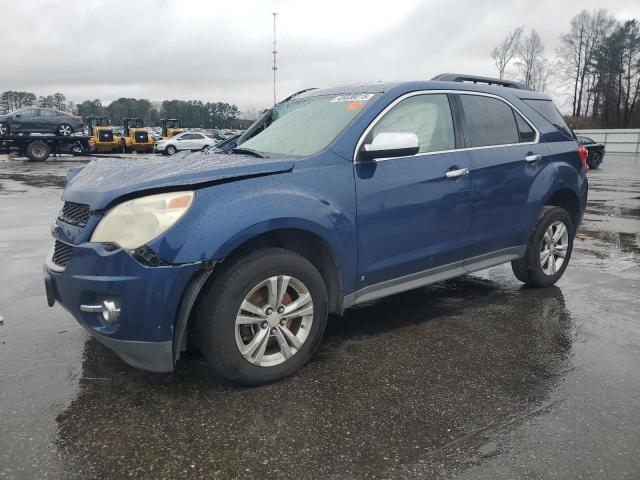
(542, 188, 581, 232)
(522, 160, 586, 240)
(173, 225, 346, 364)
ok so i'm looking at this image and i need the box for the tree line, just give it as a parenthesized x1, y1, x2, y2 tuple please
(0, 91, 250, 129)
(492, 10, 640, 128)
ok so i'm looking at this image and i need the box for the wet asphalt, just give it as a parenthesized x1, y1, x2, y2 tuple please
(0, 152, 639, 479)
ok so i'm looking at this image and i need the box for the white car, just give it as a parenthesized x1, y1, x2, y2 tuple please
(155, 132, 215, 155)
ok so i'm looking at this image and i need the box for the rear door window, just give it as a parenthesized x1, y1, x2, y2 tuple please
(458, 95, 520, 147)
(523, 99, 573, 138)
(370, 93, 456, 154)
(40, 110, 57, 117)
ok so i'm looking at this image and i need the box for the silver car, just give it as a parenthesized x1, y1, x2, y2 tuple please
(155, 132, 216, 155)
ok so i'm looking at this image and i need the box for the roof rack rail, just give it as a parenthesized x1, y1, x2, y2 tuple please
(431, 73, 533, 91)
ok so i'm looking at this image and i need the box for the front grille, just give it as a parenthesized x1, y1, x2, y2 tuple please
(52, 240, 74, 267)
(98, 130, 114, 142)
(59, 202, 90, 226)
(134, 131, 148, 143)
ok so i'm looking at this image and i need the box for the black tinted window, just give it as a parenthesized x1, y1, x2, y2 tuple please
(514, 112, 536, 142)
(524, 99, 573, 138)
(459, 95, 519, 147)
(40, 109, 57, 117)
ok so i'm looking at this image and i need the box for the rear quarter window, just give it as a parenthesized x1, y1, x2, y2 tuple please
(524, 99, 573, 139)
(458, 95, 520, 147)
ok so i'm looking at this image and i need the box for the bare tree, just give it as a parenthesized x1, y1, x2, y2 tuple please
(558, 10, 615, 116)
(516, 29, 545, 88)
(491, 26, 524, 79)
(530, 57, 555, 93)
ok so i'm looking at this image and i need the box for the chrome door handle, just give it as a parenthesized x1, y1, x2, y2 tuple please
(525, 154, 542, 162)
(445, 167, 469, 178)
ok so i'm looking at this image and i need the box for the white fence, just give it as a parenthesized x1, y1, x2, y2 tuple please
(574, 129, 640, 155)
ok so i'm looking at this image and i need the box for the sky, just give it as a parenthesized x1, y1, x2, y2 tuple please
(1, 0, 639, 112)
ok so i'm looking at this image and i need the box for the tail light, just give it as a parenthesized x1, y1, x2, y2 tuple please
(578, 145, 589, 172)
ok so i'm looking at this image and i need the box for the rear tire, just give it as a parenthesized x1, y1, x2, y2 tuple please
(56, 124, 73, 136)
(71, 143, 85, 156)
(196, 248, 328, 385)
(25, 141, 51, 161)
(588, 152, 602, 169)
(0, 122, 9, 137)
(511, 206, 574, 288)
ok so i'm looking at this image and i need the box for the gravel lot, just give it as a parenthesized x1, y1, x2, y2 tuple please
(0, 152, 639, 479)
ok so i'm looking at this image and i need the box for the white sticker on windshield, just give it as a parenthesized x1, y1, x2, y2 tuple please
(331, 94, 375, 103)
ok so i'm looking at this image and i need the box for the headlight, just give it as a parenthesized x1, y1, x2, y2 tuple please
(91, 191, 194, 250)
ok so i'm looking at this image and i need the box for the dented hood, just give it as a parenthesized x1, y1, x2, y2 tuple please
(62, 151, 294, 210)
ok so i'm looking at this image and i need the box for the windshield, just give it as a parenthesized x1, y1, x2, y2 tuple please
(239, 93, 379, 157)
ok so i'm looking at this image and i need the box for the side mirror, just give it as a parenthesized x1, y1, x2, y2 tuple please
(359, 132, 419, 161)
(14, 114, 22, 118)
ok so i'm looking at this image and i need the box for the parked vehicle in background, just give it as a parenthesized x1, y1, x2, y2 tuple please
(155, 131, 215, 155)
(0, 107, 84, 137)
(577, 135, 605, 169)
(159, 118, 183, 139)
(87, 116, 121, 153)
(0, 134, 91, 161)
(44, 74, 588, 385)
(120, 118, 154, 153)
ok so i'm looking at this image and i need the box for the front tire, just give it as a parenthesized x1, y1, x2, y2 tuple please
(511, 206, 574, 288)
(196, 248, 328, 385)
(166, 145, 177, 155)
(0, 122, 9, 137)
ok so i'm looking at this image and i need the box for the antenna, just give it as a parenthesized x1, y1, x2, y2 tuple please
(272, 12, 278, 106)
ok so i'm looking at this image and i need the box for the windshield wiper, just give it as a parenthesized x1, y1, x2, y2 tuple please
(231, 147, 265, 158)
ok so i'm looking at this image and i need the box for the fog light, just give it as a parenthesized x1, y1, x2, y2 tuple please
(101, 300, 121, 323)
(80, 299, 121, 323)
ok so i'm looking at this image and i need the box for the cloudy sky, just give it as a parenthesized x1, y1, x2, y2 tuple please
(2, 0, 639, 112)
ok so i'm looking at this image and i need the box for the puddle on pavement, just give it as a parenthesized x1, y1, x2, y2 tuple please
(0, 173, 66, 189)
(585, 205, 640, 219)
(52, 278, 575, 479)
(578, 229, 640, 256)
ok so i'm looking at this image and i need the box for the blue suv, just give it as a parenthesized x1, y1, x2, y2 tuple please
(44, 74, 588, 385)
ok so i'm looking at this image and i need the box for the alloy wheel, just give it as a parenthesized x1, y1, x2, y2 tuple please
(0, 123, 8, 136)
(540, 220, 569, 275)
(235, 275, 314, 367)
(58, 125, 72, 136)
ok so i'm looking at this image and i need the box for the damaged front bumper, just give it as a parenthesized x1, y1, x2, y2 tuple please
(43, 242, 206, 372)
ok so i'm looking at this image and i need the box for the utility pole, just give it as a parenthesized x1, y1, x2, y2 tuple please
(272, 12, 278, 106)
